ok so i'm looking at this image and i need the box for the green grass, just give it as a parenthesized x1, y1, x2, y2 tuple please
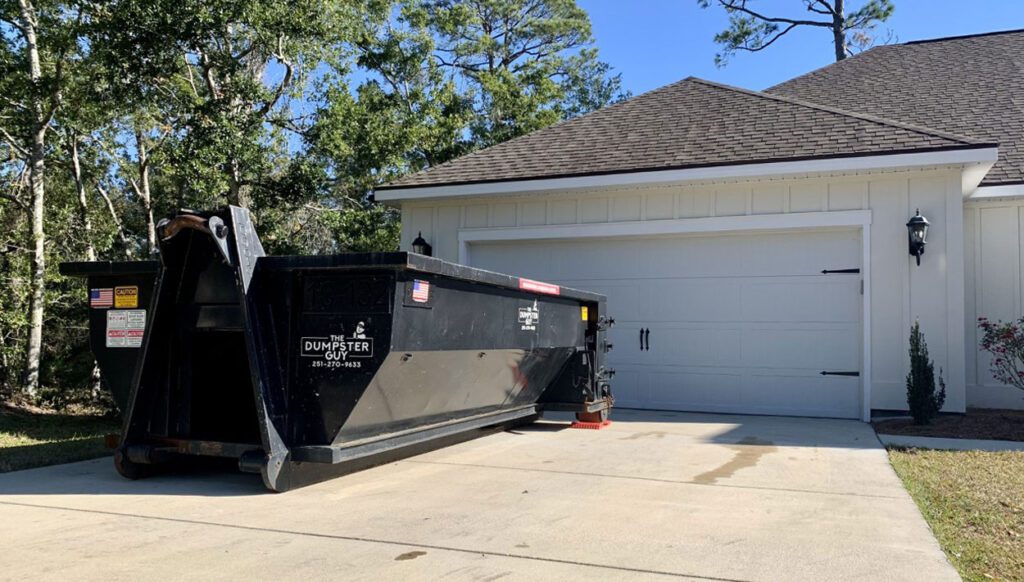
(889, 448, 1024, 582)
(0, 406, 120, 473)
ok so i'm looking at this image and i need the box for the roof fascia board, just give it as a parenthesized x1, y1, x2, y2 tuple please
(969, 183, 1024, 200)
(376, 147, 998, 202)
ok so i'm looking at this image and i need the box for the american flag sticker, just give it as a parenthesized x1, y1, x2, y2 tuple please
(411, 279, 430, 303)
(90, 288, 113, 308)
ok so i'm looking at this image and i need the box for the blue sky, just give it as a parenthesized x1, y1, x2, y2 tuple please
(578, 0, 1024, 94)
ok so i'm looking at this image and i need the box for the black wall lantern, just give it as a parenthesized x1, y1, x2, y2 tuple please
(906, 209, 929, 266)
(411, 231, 433, 257)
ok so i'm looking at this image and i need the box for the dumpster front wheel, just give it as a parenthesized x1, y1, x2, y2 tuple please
(575, 408, 609, 423)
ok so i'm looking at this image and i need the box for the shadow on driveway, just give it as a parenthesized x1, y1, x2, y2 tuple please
(591, 408, 881, 450)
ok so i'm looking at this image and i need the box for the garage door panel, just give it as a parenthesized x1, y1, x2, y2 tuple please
(468, 228, 863, 419)
(607, 364, 643, 407)
(647, 326, 741, 367)
(744, 326, 860, 370)
(605, 323, 647, 364)
(740, 231, 860, 276)
(644, 370, 742, 410)
(740, 372, 861, 418)
(637, 368, 860, 418)
(474, 230, 861, 281)
(649, 280, 744, 322)
(741, 279, 860, 322)
(559, 277, 858, 325)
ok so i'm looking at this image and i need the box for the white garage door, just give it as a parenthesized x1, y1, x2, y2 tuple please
(469, 229, 863, 419)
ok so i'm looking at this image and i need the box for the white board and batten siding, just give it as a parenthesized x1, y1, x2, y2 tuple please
(966, 198, 1024, 409)
(399, 169, 970, 418)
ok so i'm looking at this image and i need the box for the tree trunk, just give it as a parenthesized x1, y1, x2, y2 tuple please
(832, 0, 847, 61)
(226, 157, 250, 208)
(69, 134, 96, 263)
(24, 132, 46, 397)
(19, 0, 47, 397)
(135, 129, 157, 255)
(67, 133, 103, 398)
(96, 184, 133, 257)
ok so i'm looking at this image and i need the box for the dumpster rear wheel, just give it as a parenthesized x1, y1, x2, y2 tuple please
(114, 450, 154, 480)
(575, 408, 609, 423)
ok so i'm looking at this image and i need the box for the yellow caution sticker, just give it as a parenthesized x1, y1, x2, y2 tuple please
(114, 286, 139, 309)
(580, 306, 589, 321)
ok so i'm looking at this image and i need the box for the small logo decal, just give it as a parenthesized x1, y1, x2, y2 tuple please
(519, 278, 560, 295)
(90, 288, 113, 308)
(114, 286, 139, 308)
(519, 301, 540, 331)
(412, 279, 430, 303)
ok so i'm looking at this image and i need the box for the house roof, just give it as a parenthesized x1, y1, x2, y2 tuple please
(769, 28, 1024, 187)
(378, 77, 991, 192)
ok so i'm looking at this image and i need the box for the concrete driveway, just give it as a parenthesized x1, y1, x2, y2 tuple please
(0, 410, 957, 581)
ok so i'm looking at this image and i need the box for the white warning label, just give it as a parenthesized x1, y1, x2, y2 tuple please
(106, 309, 146, 348)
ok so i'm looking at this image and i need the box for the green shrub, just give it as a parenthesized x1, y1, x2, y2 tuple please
(906, 321, 946, 425)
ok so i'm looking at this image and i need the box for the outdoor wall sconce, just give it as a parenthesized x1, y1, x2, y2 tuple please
(906, 209, 929, 266)
(411, 231, 433, 256)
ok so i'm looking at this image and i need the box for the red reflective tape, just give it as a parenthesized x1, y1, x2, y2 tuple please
(519, 278, 560, 295)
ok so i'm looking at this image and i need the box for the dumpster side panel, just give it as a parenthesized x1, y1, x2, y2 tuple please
(281, 270, 397, 446)
(83, 273, 158, 411)
(318, 271, 588, 440)
(334, 346, 573, 442)
(391, 273, 587, 351)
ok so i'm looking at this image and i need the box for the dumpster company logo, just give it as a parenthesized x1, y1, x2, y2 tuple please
(301, 323, 374, 369)
(518, 301, 540, 331)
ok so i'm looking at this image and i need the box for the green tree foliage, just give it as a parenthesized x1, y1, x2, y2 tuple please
(0, 0, 623, 406)
(906, 321, 946, 425)
(419, 0, 629, 145)
(697, 0, 895, 65)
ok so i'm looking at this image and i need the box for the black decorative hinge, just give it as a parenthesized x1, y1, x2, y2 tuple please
(819, 370, 860, 377)
(821, 268, 861, 274)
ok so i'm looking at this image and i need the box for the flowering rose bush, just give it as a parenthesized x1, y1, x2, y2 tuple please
(978, 316, 1024, 392)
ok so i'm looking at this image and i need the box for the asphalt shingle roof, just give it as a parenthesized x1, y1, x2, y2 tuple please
(379, 77, 990, 191)
(769, 29, 1024, 186)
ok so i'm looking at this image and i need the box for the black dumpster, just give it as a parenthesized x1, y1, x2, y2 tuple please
(61, 206, 613, 491)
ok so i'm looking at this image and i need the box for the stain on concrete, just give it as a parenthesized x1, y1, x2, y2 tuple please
(620, 431, 667, 440)
(515, 543, 529, 548)
(692, 436, 776, 485)
(395, 551, 427, 561)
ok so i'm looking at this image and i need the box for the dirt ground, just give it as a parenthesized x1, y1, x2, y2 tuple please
(874, 408, 1024, 442)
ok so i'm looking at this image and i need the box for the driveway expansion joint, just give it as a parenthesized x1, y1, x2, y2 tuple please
(0, 499, 754, 582)
(403, 459, 906, 500)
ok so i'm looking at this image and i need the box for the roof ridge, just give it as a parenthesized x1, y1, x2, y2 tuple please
(394, 77, 704, 180)
(903, 28, 1024, 45)
(769, 29, 1024, 95)
(691, 77, 987, 146)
